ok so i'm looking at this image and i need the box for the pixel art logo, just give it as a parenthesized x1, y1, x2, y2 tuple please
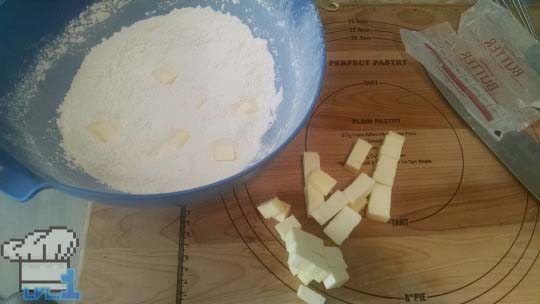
(1, 227, 81, 301)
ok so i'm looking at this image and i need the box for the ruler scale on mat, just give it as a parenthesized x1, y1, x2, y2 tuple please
(430, 75, 540, 201)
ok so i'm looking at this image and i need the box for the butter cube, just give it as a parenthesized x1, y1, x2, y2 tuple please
(323, 207, 362, 245)
(297, 285, 326, 304)
(195, 96, 206, 110)
(152, 67, 177, 85)
(273, 205, 291, 222)
(311, 191, 349, 226)
(348, 198, 368, 213)
(388, 131, 405, 142)
(312, 263, 332, 283)
(87, 120, 116, 143)
(297, 258, 332, 284)
(325, 247, 347, 269)
(303, 152, 320, 182)
(372, 155, 399, 186)
(214, 144, 236, 161)
(343, 173, 375, 205)
(285, 228, 324, 255)
(344, 138, 372, 173)
(289, 261, 300, 276)
(298, 271, 314, 285)
(234, 101, 259, 114)
(288, 246, 327, 273)
(257, 197, 289, 219)
(307, 169, 337, 197)
(323, 267, 350, 289)
(305, 185, 324, 218)
(367, 184, 392, 222)
(380, 131, 405, 160)
(275, 215, 301, 240)
(162, 130, 189, 151)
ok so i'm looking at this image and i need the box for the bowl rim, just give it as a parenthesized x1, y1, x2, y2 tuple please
(3, 2, 328, 201)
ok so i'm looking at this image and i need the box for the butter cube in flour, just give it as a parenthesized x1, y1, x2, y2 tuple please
(152, 67, 177, 85)
(162, 130, 189, 151)
(307, 169, 337, 197)
(87, 120, 116, 143)
(373, 155, 399, 186)
(323, 206, 362, 245)
(257, 197, 289, 220)
(303, 152, 320, 182)
(380, 131, 405, 160)
(343, 173, 375, 206)
(234, 101, 259, 114)
(275, 215, 301, 240)
(311, 190, 349, 226)
(285, 228, 324, 255)
(367, 184, 392, 223)
(305, 185, 324, 218)
(214, 144, 236, 161)
(297, 285, 326, 304)
(344, 138, 372, 173)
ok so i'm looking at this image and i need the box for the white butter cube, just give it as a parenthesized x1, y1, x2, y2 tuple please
(372, 155, 399, 186)
(323, 207, 362, 245)
(367, 184, 392, 223)
(305, 185, 324, 218)
(343, 173, 375, 205)
(344, 138, 372, 173)
(388, 131, 405, 142)
(275, 215, 301, 240)
(325, 247, 347, 269)
(348, 198, 368, 213)
(288, 259, 300, 276)
(303, 152, 320, 181)
(380, 131, 405, 160)
(152, 67, 177, 85)
(273, 204, 291, 222)
(288, 246, 326, 273)
(214, 144, 236, 161)
(257, 197, 289, 219)
(323, 267, 350, 289)
(297, 285, 326, 304)
(285, 228, 324, 255)
(307, 169, 337, 197)
(312, 263, 332, 283)
(87, 120, 116, 143)
(162, 130, 189, 151)
(297, 255, 332, 284)
(311, 191, 349, 226)
(298, 271, 314, 285)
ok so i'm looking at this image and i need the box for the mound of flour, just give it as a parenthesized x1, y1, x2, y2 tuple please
(58, 6, 281, 194)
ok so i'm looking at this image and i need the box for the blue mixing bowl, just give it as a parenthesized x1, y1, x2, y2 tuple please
(0, 0, 325, 205)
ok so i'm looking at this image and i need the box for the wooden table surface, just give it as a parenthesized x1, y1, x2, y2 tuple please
(78, 3, 540, 304)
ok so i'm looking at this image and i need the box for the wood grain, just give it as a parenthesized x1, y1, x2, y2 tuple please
(78, 204, 180, 304)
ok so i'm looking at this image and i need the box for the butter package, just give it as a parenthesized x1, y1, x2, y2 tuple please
(401, 0, 540, 140)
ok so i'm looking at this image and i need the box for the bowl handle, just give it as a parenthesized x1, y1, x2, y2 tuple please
(0, 149, 49, 202)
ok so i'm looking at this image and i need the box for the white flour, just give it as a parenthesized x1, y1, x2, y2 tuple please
(58, 6, 282, 194)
